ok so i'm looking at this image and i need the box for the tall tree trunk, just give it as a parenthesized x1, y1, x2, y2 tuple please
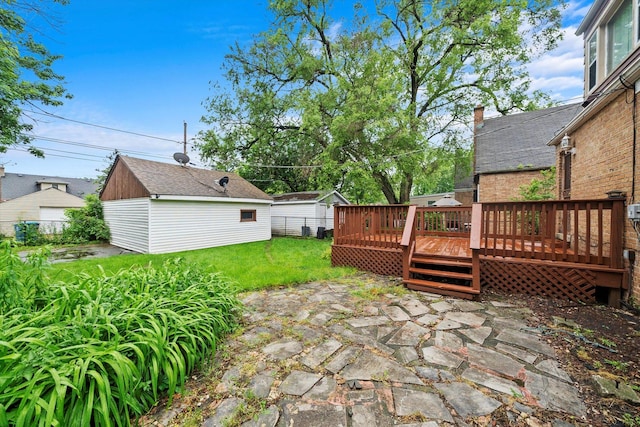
(373, 171, 399, 204)
(399, 172, 413, 204)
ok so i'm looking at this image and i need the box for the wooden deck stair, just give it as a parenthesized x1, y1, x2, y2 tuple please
(405, 252, 479, 299)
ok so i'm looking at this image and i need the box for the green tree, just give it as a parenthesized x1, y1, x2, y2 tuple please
(199, 0, 563, 203)
(1, 0, 70, 156)
(515, 167, 556, 201)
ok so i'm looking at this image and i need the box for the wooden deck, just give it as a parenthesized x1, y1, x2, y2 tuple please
(332, 200, 628, 307)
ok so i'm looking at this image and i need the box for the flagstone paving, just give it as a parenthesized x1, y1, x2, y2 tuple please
(144, 276, 591, 426)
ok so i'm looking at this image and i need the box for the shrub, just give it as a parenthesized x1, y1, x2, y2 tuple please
(62, 194, 110, 244)
(0, 258, 242, 426)
(0, 240, 50, 312)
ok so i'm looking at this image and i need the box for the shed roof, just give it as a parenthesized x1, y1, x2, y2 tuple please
(475, 103, 582, 175)
(272, 190, 348, 203)
(0, 172, 98, 201)
(107, 156, 272, 200)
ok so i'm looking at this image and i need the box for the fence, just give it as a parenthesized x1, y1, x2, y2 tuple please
(271, 216, 333, 238)
(0, 220, 69, 237)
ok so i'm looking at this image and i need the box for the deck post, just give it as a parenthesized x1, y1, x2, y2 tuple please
(401, 206, 417, 282)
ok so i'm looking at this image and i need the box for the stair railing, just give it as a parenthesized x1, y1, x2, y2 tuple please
(400, 205, 418, 282)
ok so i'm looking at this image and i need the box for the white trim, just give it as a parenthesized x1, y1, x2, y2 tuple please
(151, 194, 272, 204)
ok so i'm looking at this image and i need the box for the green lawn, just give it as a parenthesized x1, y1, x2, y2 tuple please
(47, 237, 355, 292)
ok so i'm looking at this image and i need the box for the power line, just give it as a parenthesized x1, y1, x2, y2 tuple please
(9, 147, 104, 163)
(23, 133, 172, 160)
(23, 109, 184, 144)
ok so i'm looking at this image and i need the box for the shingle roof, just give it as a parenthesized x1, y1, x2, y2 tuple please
(273, 191, 327, 202)
(117, 156, 272, 200)
(0, 172, 98, 200)
(475, 103, 582, 175)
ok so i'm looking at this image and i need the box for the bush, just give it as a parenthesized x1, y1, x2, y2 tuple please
(0, 257, 242, 426)
(62, 194, 110, 244)
(0, 240, 50, 312)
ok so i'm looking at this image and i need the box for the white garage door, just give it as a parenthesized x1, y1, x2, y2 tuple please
(39, 207, 68, 233)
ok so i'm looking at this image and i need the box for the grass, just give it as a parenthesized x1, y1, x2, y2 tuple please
(47, 237, 355, 292)
(1, 237, 355, 425)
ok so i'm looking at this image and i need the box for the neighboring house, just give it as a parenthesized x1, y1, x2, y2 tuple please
(473, 103, 582, 202)
(100, 155, 272, 254)
(270, 190, 349, 237)
(547, 0, 640, 302)
(0, 166, 97, 236)
(410, 192, 459, 206)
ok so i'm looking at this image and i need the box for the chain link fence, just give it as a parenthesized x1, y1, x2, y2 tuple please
(271, 216, 334, 238)
(0, 220, 69, 238)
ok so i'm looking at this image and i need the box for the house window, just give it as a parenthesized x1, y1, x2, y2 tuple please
(240, 209, 256, 222)
(606, 0, 633, 74)
(588, 32, 598, 90)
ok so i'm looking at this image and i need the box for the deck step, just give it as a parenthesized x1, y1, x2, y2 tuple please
(408, 267, 472, 281)
(404, 279, 480, 295)
(411, 256, 472, 269)
(405, 279, 479, 299)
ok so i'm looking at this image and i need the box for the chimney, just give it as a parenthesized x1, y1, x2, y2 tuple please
(472, 105, 484, 203)
(473, 105, 484, 129)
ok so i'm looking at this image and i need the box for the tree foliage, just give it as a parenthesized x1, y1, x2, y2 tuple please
(62, 194, 110, 243)
(515, 167, 556, 201)
(0, 0, 70, 156)
(198, 0, 563, 203)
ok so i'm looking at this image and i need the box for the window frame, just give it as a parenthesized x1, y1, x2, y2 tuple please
(605, 0, 634, 75)
(588, 32, 598, 91)
(240, 209, 257, 222)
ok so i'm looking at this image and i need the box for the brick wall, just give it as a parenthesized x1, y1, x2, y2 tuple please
(478, 170, 546, 203)
(556, 91, 640, 302)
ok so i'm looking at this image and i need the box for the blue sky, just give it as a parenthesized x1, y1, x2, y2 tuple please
(3, 0, 592, 179)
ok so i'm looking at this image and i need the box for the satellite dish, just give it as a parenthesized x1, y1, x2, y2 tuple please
(173, 152, 190, 166)
(218, 176, 229, 187)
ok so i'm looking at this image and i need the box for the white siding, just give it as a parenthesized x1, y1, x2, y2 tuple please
(103, 198, 150, 253)
(270, 203, 319, 236)
(148, 200, 271, 254)
(0, 189, 85, 236)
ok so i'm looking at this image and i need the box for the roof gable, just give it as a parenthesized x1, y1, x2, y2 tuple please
(475, 103, 582, 175)
(101, 156, 272, 201)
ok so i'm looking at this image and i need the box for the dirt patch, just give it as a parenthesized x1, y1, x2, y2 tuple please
(484, 291, 640, 426)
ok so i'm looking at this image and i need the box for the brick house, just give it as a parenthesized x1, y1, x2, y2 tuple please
(547, 0, 640, 302)
(473, 103, 582, 202)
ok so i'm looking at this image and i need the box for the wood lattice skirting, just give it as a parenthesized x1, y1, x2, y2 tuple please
(332, 245, 402, 277)
(480, 257, 597, 303)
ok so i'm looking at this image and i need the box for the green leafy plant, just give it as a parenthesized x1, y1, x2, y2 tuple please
(0, 258, 241, 426)
(622, 413, 640, 427)
(0, 240, 50, 311)
(61, 194, 110, 244)
(604, 359, 629, 371)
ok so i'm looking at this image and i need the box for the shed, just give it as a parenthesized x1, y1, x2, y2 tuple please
(270, 190, 349, 237)
(100, 156, 273, 254)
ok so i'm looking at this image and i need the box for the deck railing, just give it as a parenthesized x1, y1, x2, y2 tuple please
(334, 205, 473, 249)
(470, 199, 625, 268)
(334, 205, 409, 249)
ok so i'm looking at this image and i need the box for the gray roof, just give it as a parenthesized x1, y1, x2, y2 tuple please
(475, 103, 582, 175)
(114, 156, 272, 200)
(272, 190, 342, 202)
(0, 172, 98, 200)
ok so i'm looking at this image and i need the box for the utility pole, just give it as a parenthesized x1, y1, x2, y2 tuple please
(183, 121, 187, 155)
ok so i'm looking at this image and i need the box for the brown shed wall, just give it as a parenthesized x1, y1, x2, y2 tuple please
(100, 159, 150, 201)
